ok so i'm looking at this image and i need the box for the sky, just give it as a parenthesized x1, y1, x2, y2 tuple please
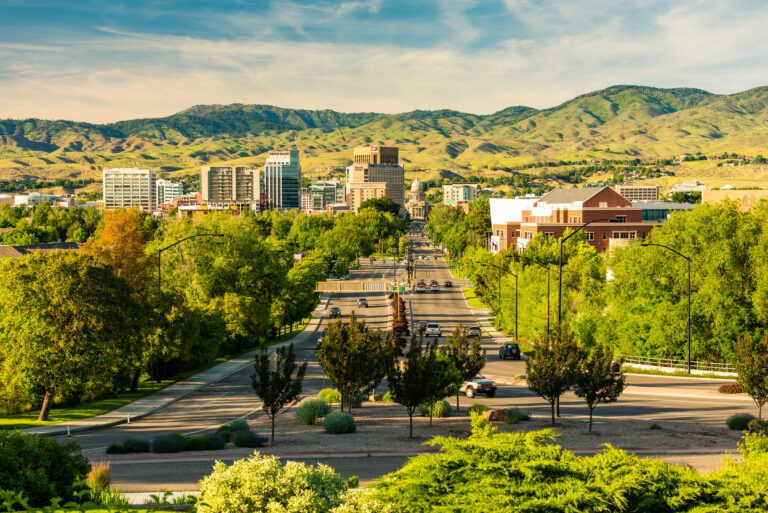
(1, 0, 768, 123)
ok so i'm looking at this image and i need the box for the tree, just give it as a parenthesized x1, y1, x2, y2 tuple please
(387, 334, 437, 438)
(0, 252, 140, 421)
(316, 314, 397, 412)
(573, 346, 625, 432)
(250, 343, 308, 444)
(442, 326, 486, 411)
(526, 324, 581, 425)
(422, 352, 461, 426)
(734, 333, 768, 421)
(359, 197, 401, 216)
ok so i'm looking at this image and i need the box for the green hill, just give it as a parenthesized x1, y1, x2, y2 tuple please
(2, 84, 768, 181)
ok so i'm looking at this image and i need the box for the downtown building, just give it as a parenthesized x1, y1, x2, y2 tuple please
(263, 149, 301, 210)
(302, 180, 346, 211)
(103, 168, 156, 211)
(346, 145, 405, 212)
(443, 183, 479, 207)
(156, 179, 184, 205)
(201, 166, 262, 204)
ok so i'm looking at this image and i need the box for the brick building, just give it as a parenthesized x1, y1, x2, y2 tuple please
(489, 187, 664, 253)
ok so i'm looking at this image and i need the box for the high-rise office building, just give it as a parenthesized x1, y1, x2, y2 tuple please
(103, 168, 156, 211)
(309, 180, 345, 209)
(201, 166, 261, 203)
(263, 149, 301, 210)
(346, 145, 405, 212)
(156, 179, 184, 205)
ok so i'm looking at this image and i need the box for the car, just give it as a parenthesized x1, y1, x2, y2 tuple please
(357, 298, 368, 308)
(416, 284, 426, 293)
(431, 283, 439, 293)
(499, 342, 521, 360)
(466, 326, 481, 338)
(444, 280, 453, 288)
(329, 307, 342, 319)
(425, 323, 441, 337)
(369, 257, 376, 262)
(430, 280, 439, 286)
(417, 320, 428, 332)
(460, 375, 497, 398)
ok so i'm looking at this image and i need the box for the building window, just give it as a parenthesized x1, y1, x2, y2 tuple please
(587, 232, 594, 240)
(602, 232, 606, 240)
(544, 232, 554, 237)
(616, 215, 627, 223)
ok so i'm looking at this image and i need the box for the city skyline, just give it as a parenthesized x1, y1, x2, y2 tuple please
(2, 0, 768, 123)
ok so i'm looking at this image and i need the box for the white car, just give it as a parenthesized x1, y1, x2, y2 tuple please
(416, 284, 426, 293)
(425, 323, 441, 337)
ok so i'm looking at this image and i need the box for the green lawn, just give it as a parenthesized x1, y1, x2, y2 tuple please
(463, 287, 487, 309)
(0, 319, 313, 430)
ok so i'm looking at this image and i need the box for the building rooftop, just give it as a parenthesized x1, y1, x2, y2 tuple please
(0, 241, 82, 259)
(537, 186, 610, 205)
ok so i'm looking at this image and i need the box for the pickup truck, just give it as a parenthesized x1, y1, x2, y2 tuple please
(460, 375, 496, 398)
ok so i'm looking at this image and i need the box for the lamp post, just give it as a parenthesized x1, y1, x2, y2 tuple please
(558, 218, 615, 327)
(157, 233, 224, 290)
(641, 242, 692, 374)
(482, 260, 518, 342)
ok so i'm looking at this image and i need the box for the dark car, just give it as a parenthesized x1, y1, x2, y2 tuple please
(444, 280, 453, 288)
(466, 326, 481, 338)
(499, 342, 521, 360)
(358, 298, 369, 308)
(329, 307, 342, 319)
(417, 320, 428, 332)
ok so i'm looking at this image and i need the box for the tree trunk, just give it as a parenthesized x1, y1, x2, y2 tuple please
(130, 367, 141, 393)
(456, 391, 460, 413)
(589, 407, 593, 433)
(271, 415, 276, 445)
(409, 412, 414, 438)
(550, 400, 555, 425)
(556, 396, 560, 417)
(38, 388, 54, 421)
(759, 402, 763, 422)
(429, 410, 433, 426)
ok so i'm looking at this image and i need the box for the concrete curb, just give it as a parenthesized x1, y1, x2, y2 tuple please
(23, 297, 329, 437)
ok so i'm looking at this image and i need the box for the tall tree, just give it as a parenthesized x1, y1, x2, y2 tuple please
(526, 324, 581, 425)
(442, 326, 487, 411)
(0, 252, 139, 421)
(422, 352, 461, 426)
(251, 343, 308, 444)
(573, 346, 625, 432)
(734, 333, 768, 421)
(359, 197, 401, 216)
(316, 314, 397, 412)
(387, 334, 437, 438)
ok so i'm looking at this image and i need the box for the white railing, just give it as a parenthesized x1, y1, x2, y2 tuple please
(618, 354, 736, 375)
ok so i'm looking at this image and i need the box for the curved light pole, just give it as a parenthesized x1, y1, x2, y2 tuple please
(641, 242, 692, 374)
(482, 260, 518, 342)
(558, 218, 615, 326)
(157, 233, 224, 289)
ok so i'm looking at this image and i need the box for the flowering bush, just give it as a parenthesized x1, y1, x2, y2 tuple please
(197, 452, 346, 513)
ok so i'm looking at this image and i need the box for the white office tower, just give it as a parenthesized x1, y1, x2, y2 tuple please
(156, 179, 184, 204)
(103, 168, 156, 211)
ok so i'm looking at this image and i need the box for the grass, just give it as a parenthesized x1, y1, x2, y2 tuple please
(621, 366, 737, 380)
(463, 287, 487, 309)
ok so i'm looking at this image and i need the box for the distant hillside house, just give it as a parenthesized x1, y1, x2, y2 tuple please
(0, 242, 82, 259)
(489, 187, 665, 254)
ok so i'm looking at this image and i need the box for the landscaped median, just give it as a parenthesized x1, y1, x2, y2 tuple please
(462, 286, 487, 309)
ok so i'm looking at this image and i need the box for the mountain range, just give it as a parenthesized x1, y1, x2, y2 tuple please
(2, 84, 768, 180)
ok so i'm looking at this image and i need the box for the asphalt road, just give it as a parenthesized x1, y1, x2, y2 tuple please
(62, 231, 754, 490)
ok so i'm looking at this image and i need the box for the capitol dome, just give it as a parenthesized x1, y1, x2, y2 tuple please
(411, 178, 424, 193)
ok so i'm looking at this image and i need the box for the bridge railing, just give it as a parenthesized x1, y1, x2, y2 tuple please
(617, 354, 736, 374)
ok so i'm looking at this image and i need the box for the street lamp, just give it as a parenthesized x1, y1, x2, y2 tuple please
(157, 233, 224, 289)
(641, 242, 692, 374)
(482, 259, 518, 342)
(557, 218, 616, 327)
(532, 260, 551, 338)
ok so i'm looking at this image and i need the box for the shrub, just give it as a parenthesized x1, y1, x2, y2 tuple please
(318, 388, 341, 404)
(418, 400, 452, 418)
(232, 431, 269, 448)
(351, 391, 365, 408)
(152, 433, 188, 453)
(382, 391, 396, 403)
(296, 397, 333, 425)
(469, 404, 489, 416)
(186, 436, 211, 452)
(0, 430, 90, 507)
(739, 431, 768, 457)
(121, 436, 149, 453)
(323, 412, 357, 434)
(197, 453, 346, 513)
(229, 418, 250, 431)
(505, 408, 531, 424)
(649, 422, 662, 430)
(86, 462, 111, 494)
(216, 424, 233, 439)
(727, 414, 756, 431)
(105, 443, 126, 455)
(205, 433, 227, 450)
(719, 383, 743, 394)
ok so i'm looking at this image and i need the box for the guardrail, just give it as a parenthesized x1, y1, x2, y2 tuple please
(617, 354, 736, 374)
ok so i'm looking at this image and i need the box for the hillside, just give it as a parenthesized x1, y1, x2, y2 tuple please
(2, 85, 768, 182)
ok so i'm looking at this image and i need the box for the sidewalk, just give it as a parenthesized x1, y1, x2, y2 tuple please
(23, 294, 330, 437)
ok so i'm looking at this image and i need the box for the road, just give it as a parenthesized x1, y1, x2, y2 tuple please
(61, 231, 754, 491)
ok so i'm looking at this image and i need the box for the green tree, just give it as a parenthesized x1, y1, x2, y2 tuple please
(387, 334, 438, 438)
(250, 343, 308, 444)
(359, 197, 401, 216)
(467, 197, 491, 244)
(573, 346, 625, 432)
(0, 252, 140, 421)
(421, 352, 461, 426)
(734, 332, 768, 421)
(442, 326, 486, 411)
(526, 324, 581, 425)
(317, 314, 397, 412)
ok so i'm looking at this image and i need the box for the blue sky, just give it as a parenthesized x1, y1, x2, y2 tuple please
(1, 0, 767, 122)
